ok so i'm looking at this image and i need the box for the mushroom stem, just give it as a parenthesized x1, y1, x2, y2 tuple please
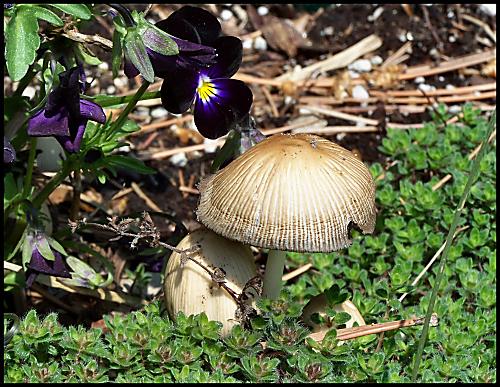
(262, 249, 286, 299)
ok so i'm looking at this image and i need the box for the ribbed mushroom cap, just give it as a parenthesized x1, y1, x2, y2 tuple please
(197, 133, 376, 253)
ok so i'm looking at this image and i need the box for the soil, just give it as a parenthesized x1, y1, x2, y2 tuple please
(10, 4, 496, 326)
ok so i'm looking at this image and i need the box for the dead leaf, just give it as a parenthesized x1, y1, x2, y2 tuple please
(260, 15, 311, 57)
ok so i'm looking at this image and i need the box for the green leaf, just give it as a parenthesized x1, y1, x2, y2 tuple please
(210, 130, 241, 173)
(112, 29, 123, 78)
(47, 237, 67, 256)
(74, 43, 102, 66)
(49, 4, 91, 20)
(106, 155, 156, 175)
(22, 234, 34, 270)
(4, 173, 21, 207)
(30, 5, 64, 26)
(6, 6, 41, 81)
(36, 235, 56, 261)
(123, 28, 155, 83)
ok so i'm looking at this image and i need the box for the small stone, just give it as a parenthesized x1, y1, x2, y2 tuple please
(22, 86, 37, 99)
(257, 6, 269, 16)
(445, 84, 455, 90)
(151, 107, 168, 119)
(367, 6, 384, 22)
(448, 35, 456, 43)
(414, 76, 426, 84)
(242, 39, 253, 50)
(254, 36, 267, 51)
(169, 152, 187, 167)
(203, 138, 219, 154)
(106, 85, 116, 94)
(352, 85, 369, 100)
(448, 105, 461, 114)
(348, 59, 372, 73)
(98, 62, 109, 71)
(406, 32, 414, 41)
(114, 77, 128, 89)
(418, 83, 435, 92)
(220, 9, 233, 21)
(479, 4, 496, 16)
(370, 55, 383, 66)
(323, 26, 334, 36)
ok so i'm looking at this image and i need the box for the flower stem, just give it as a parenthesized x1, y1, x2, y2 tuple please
(106, 81, 150, 141)
(410, 110, 496, 381)
(69, 169, 82, 221)
(22, 138, 37, 199)
(87, 90, 160, 108)
(108, 4, 136, 27)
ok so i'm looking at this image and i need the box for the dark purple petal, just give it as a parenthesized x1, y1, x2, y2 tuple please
(79, 100, 106, 124)
(47, 67, 81, 119)
(207, 36, 243, 79)
(27, 108, 70, 137)
(155, 6, 221, 46)
(160, 69, 198, 114)
(4, 137, 16, 163)
(124, 58, 140, 78)
(57, 119, 87, 153)
(193, 78, 253, 139)
(27, 250, 71, 279)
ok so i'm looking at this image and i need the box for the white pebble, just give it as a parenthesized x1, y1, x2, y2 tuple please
(106, 85, 116, 94)
(169, 152, 187, 167)
(449, 35, 456, 43)
(445, 84, 455, 90)
(323, 26, 334, 36)
(220, 9, 233, 21)
(257, 6, 269, 16)
(370, 55, 383, 66)
(22, 86, 37, 99)
(398, 34, 407, 42)
(447, 11, 455, 18)
(253, 36, 267, 51)
(98, 62, 109, 71)
(203, 138, 219, 154)
(114, 77, 128, 88)
(151, 107, 168, 119)
(367, 6, 384, 22)
(448, 105, 461, 114)
(348, 59, 372, 73)
(242, 39, 253, 50)
(418, 83, 435, 92)
(406, 32, 414, 41)
(438, 76, 445, 82)
(352, 85, 369, 100)
(414, 76, 425, 84)
(348, 70, 360, 78)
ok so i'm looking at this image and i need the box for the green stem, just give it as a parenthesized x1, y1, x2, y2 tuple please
(22, 138, 37, 198)
(12, 64, 37, 98)
(262, 250, 287, 299)
(31, 158, 73, 209)
(105, 81, 151, 141)
(87, 90, 160, 108)
(411, 110, 496, 381)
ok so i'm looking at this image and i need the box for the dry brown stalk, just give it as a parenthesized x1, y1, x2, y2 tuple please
(299, 105, 379, 126)
(370, 82, 496, 97)
(131, 182, 162, 212)
(132, 114, 194, 136)
(308, 313, 439, 343)
(260, 85, 280, 117)
(398, 49, 496, 80)
(381, 41, 412, 69)
(282, 263, 313, 282)
(461, 13, 496, 43)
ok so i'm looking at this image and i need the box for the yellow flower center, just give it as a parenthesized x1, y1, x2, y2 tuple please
(197, 77, 216, 103)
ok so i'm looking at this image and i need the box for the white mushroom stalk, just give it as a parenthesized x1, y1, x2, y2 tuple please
(197, 133, 377, 300)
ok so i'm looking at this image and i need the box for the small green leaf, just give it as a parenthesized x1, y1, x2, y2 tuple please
(22, 234, 34, 270)
(49, 4, 91, 20)
(36, 235, 56, 261)
(74, 43, 102, 66)
(211, 130, 241, 173)
(6, 6, 41, 81)
(112, 29, 122, 78)
(123, 28, 155, 83)
(47, 237, 67, 256)
(65, 256, 97, 278)
(30, 5, 64, 26)
(106, 155, 156, 175)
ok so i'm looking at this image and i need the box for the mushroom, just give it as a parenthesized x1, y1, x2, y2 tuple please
(164, 227, 257, 337)
(196, 133, 376, 301)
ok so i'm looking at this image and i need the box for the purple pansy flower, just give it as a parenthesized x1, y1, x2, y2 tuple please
(24, 231, 71, 288)
(4, 137, 16, 163)
(27, 67, 106, 153)
(155, 7, 252, 139)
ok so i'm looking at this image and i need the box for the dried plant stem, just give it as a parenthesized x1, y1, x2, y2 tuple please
(130, 182, 162, 212)
(411, 110, 496, 381)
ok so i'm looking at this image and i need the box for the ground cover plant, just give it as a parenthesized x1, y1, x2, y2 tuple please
(3, 4, 496, 383)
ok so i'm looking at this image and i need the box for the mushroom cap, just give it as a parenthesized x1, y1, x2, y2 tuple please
(197, 133, 376, 253)
(164, 227, 257, 337)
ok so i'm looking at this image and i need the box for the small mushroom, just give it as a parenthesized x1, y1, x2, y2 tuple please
(163, 227, 257, 337)
(197, 133, 376, 300)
